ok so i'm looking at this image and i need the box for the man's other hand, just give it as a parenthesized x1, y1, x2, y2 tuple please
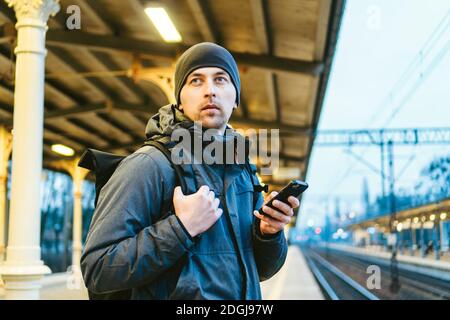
(173, 185, 222, 237)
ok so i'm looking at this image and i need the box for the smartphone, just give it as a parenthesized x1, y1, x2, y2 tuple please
(258, 180, 308, 217)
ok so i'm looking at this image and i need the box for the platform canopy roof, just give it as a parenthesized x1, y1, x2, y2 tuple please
(0, 0, 345, 187)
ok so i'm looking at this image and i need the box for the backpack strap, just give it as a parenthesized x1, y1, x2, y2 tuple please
(142, 140, 189, 194)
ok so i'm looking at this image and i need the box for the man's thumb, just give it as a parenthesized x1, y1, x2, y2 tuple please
(173, 186, 184, 202)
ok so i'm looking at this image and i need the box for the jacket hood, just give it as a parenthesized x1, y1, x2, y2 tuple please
(144, 104, 251, 163)
(145, 104, 192, 140)
(145, 104, 245, 142)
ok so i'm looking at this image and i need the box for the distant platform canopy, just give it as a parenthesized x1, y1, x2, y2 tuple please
(346, 198, 450, 231)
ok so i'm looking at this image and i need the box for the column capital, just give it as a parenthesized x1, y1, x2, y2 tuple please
(49, 157, 89, 181)
(5, 0, 60, 23)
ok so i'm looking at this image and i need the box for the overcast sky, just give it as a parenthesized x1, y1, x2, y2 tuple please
(297, 0, 450, 230)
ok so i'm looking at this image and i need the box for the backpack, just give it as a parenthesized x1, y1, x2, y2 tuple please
(77, 139, 267, 299)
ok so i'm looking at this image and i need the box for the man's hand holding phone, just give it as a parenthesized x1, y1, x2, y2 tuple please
(253, 180, 308, 236)
(253, 192, 299, 235)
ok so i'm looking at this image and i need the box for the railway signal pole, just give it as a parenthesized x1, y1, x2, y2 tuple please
(387, 140, 400, 293)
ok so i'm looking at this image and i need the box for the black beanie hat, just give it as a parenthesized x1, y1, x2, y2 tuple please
(174, 42, 240, 106)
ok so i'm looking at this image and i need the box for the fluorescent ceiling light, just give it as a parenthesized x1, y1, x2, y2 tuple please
(144, 7, 182, 43)
(51, 144, 75, 157)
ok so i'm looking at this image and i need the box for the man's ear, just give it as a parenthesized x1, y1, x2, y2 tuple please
(178, 104, 183, 111)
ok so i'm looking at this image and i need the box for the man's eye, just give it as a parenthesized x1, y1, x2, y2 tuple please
(215, 77, 227, 83)
(190, 78, 201, 84)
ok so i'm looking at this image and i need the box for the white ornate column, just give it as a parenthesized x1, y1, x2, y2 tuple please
(0, 127, 13, 262)
(50, 158, 88, 269)
(0, 0, 60, 299)
(48, 158, 89, 292)
(72, 164, 89, 269)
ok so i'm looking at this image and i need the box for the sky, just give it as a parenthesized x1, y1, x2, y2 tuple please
(297, 0, 450, 230)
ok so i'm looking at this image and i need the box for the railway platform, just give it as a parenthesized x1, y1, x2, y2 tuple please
(261, 245, 324, 300)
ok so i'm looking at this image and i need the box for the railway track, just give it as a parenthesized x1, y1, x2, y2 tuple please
(302, 245, 450, 300)
(303, 248, 380, 300)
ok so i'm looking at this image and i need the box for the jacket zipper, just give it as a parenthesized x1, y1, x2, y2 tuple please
(222, 167, 248, 300)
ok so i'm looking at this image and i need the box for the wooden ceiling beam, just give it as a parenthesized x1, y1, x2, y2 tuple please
(15, 100, 311, 135)
(187, 0, 220, 43)
(80, 1, 153, 104)
(250, 0, 272, 55)
(46, 31, 324, 76)
(0, 10, 138, 150)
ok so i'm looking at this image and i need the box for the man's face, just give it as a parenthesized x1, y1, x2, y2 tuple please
(179, 67, 237, 133)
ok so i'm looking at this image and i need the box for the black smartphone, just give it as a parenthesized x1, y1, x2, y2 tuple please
(258, 180, 308, 217)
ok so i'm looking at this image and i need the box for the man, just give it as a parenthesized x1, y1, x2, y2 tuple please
(81, 42, 299, 299)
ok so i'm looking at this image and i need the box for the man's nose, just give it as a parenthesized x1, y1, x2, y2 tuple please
(203, 79, 217, 98)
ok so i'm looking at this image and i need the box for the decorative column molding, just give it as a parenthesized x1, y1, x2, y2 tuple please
(5, 0, 60, 23)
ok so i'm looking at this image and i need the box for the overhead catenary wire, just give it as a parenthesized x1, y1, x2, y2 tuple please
(382, 35, 450, 127)
(367, 11, 450, 128)
(316, 11, 450, 203)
